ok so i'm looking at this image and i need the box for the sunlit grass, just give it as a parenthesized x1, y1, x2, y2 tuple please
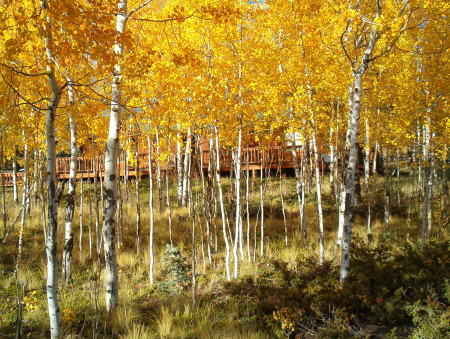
(0, 175, 444, 337)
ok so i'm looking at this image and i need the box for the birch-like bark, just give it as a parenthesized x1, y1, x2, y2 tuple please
(102, 0, 127, 312)
(372, 140, 379, 175)
(17, 141, 29, 262)
(209, 138, 219, 253)
(233, 128, 242, 278)
(93, 156, 100, 254)
(165, 171, 173, 246)
(12, 155, 19, 204)
(214, 127, 230, 280)
(135, 137, 141, 254)
(117, 159, 123, 249)
(340, 0, 381, 283)
(259, 159, 264, 257)
(421, 120, 432, 250)
(21, 133, 30, 217)
(290, 134, 304, 237)
(176, 133, 183, 206)
(79, 173, 83, 253)
(42, 0, 62, 335)
(280, 176, 288, 246)
(0, 137, 6, 237)
(62, 80, 77, 284)
(311, 122, 325, 264)
(364, 118, 370, 190)
(181, 129, 192, 206)
(198, 137, 212, 264)
(336, 182, 345, 247)
(155, 130, 163, 210)
(245, 151, 251, 260)
(147, 133, 155, 284)
(329, 125, 336, 199)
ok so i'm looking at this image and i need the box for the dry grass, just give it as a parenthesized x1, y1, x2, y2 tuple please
(0, 175, 440, 338)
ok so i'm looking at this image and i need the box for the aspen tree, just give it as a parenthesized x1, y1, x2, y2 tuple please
(102, 0, 127, 312)
(62, 79, 77, 284)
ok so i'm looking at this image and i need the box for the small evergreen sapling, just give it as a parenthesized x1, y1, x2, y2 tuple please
(159, 245, 191, 294)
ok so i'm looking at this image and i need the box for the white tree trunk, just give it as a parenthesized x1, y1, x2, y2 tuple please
(290, 141, 304, 237)
(329, 125, 336, 199)
(245, 152, 251, 260)
(364, 118, 370, 190)
(372, 141, 379, 175)
(79, 173, 84, 253)
(176, 133, 183, 206)
(233, 128, 242, 278)
(259, 160, 264, 256)
(62, 80, 77, 284)
(17, 141, 29, 262)
(155, 130, 163, 210)
(340, 0, 381, 283)
(421, 121, 432, 250)
(135, 137, 141, 254)
(214, 127, 230, 280)
(12, 156, 19, 204)
(102, 0, 127, 312)
(165, 171, 173, 246)
(181, 129, 192, 206)
(42, 1, 62, 335)
(280, 177, 288, 246)
(337, 183, 345, 247)
(198, 137, 212, 264)
(311, 122, 325, 264)
(147, 134, 155, 284)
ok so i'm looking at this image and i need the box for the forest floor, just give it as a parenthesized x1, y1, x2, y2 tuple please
(0, 175, 448, 338)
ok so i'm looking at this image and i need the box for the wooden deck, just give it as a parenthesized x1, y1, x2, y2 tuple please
(2, 146, 304, 184)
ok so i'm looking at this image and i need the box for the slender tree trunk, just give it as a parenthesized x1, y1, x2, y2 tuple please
(79, 172, 84, 254)
(372, 141, 379, 175)
(12, 155, 19, 205)
(364, 118, 370, 190)
(21, 133, 30, 218)
(233, 128, 242, 278)
(259, 159, 264, 257)
(0, 136, 7, 237)
(102, 0, 127, 312)
(290, 139, 304, 238)
(280, 176, 288, 246)
(117, 158, 123, 249)
(245, 152, 251, 260)
(396, 149, 401, 205)
(93, 156, 100, 255)
(384, 165, 390, 230)
(198, 137, 212, 264)
(337, 182, 345, 247)
(135, 137, 141, 255)
(165, 171, 173, 246)
(329, 125, 336, 199)
(191, 206, 197, 308)
(176, 133, 183, 206)
(214, 127, 230, 280)
(155, 131, 163, 210)
(340, 1, 381, 283)
(311, 121, 325, 264)
(43, 0, 62, 333)
(421, 121, 433, 250)
(17, 142, 29, 264)
(62, 88, 77, 283)
(147, 133, 155, 284)
(181, 129, 191, 206)
(88, 184, 93, 258)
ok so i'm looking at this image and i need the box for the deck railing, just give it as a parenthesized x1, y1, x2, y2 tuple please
(2, 146, 303, 184)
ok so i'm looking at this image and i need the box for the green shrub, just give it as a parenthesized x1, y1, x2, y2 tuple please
(158, 245, 191, 294)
